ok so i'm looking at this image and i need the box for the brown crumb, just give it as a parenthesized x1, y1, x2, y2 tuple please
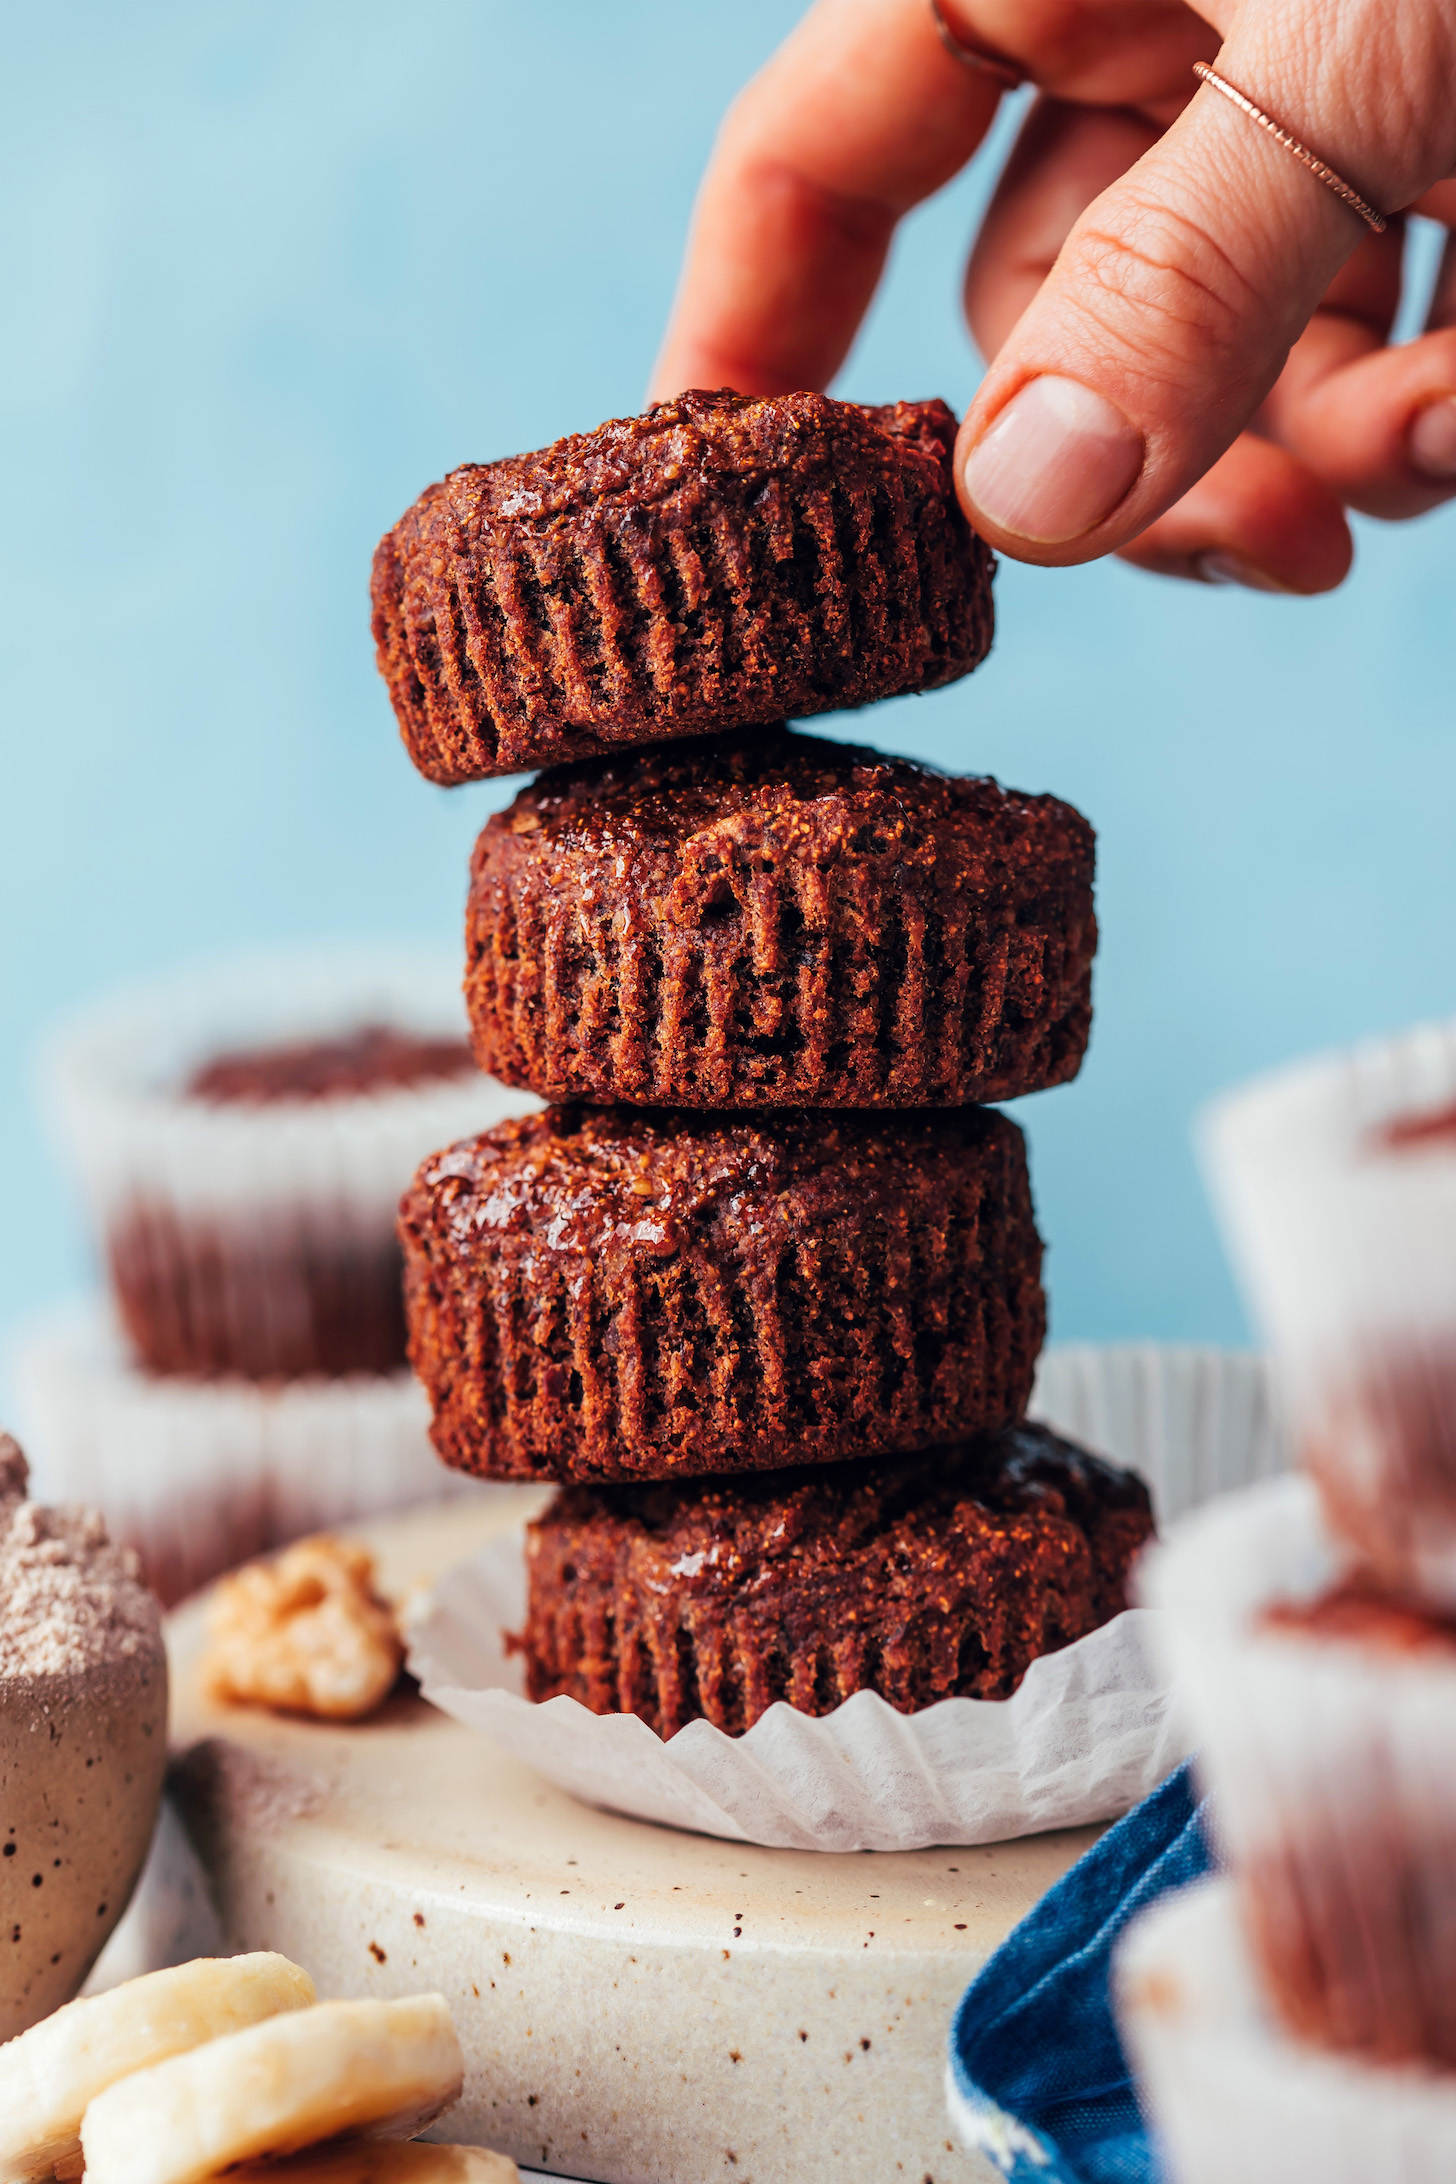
(522, 1423, 1152, 1733)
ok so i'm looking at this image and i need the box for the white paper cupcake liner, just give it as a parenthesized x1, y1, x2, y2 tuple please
(1030, 1341, 1284, 1522)
(40, 943, 533, 1222)
(9, 1302, 506, 1606)
(1200, 1015, 1456, 1601)
(1116, 1878, 1456, 2184)
(1139, 1473, 1456, 2064)
(406, 1343, 1288, 1853)
(38, 944, 539, 1377)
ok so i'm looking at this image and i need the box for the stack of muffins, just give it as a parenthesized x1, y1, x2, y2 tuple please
(375, 388, 1154, 1738)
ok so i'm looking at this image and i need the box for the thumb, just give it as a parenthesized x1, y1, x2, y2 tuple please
(956, 14, 1455, 563)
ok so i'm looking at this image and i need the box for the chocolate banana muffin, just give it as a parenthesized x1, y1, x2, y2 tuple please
(522, 1424, 1154, 1735)
(1244, 1579, 1456, 2067)
(400, 1104, 1043, 1483)
(109, 1212, 410, 1382)
(186, 1025, 473, 1104)
(110, 1027, 478, 1380)
(466, 728, 1096, 1108)
(371, 391, 994, 784)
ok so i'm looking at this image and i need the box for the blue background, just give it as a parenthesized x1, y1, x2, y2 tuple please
(2, 0, 1453, 1394)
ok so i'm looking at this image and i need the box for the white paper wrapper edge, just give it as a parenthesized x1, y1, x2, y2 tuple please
(1197, 1013, 1456, 1355)
(38, 944, 539, 1221)
(1139, 1474, 1456, 1867)
(406, 1343, 1287, 1852)
(1198, 1016, 1456, 1602)
(410, 1529, 1187, 1852)
(1115, 1878, 1456, 2184)
(10, 1301, 503, 1606)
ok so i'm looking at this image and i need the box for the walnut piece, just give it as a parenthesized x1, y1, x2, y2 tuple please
(201, 1535, 403, 1721)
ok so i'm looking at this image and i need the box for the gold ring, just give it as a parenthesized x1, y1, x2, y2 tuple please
(928, 0, 1026, 91)
(1193, 63, 1387, 235)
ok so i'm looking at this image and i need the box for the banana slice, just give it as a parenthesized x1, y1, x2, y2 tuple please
(81, 1993, 464, 2184)
(231, 2145, 518, 2184)
(0, 1952, 315, 2184)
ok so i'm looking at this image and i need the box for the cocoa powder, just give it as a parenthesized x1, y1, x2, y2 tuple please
(0, 1433, 160, 1681)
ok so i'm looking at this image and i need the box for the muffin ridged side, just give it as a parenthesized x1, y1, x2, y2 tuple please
(399, 1105, 1044, 1484)
(466, 729, 1095, 1108)
(523, 1425, 1154, 1735)
(371, 391, 994, 783)
(107, 1205, 409, 1380)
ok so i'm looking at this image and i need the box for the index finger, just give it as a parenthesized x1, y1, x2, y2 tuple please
(649, 0, 1002, 402)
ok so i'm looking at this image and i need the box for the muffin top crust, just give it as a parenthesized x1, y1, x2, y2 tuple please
(413, 1102, 1025, 1261)
(488, 725, 1092, 878)
(403, 389, 972, 535)
(187, 1026, 475, 1106)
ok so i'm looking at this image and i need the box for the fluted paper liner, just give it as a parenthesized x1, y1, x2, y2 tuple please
(1200, 1013, 1456, 1602)
(408, 1344, 1287, 1851)
(12, 1304, 505, 1606)
(38, 944, 538, 1379)
(41, 944, 534, 1223)
(1115, 1880, 1456, 2184)
(1030, 1341, 1283, 1523)
(1139, 1472, 1456, 2065)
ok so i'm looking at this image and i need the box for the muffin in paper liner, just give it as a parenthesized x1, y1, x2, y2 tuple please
(1200, 1014, 1456, 1603)
(406, 1344, 1286, 1852)
(10, 1303, 507, 1606)
(519, 1426, 1155, 1733)
(1029, 1341, 1283, 1523)
(1139, 1473, 1456, 2066)
(1116, 1878, 1456, 2184)
(39, 945, 538, 1381)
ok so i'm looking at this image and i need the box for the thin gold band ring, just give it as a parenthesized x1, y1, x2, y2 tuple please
(927, 0, 1026, 91)
(1193, 62, 1387, 234)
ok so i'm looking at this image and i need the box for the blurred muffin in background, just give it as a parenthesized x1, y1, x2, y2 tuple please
(19, 948, 536, 1600)
(41, 948, 529, 1380)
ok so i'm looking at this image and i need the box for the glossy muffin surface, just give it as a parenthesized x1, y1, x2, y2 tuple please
(524, 1423, 1154, 1734)
(400, 1103, 1044, 1482)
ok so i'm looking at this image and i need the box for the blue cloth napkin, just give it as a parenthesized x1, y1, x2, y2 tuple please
(947, 1762, 1214, 2184)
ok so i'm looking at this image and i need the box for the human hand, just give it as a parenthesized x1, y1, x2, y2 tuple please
(651, 0, 1456, 592)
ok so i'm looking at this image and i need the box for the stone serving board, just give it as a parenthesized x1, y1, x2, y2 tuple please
(163, 1495, 1099, 2184)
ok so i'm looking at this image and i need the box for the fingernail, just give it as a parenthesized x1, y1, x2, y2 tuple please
(962, 376, 1144, 543)
(1196, 551, 1297, 594)
(1408, 396, 1456, 480)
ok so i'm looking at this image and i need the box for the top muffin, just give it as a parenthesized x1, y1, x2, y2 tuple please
(371, 390, 994, 782)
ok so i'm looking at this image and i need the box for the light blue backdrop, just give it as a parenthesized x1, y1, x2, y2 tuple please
(2, 0, 1453, 1388)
